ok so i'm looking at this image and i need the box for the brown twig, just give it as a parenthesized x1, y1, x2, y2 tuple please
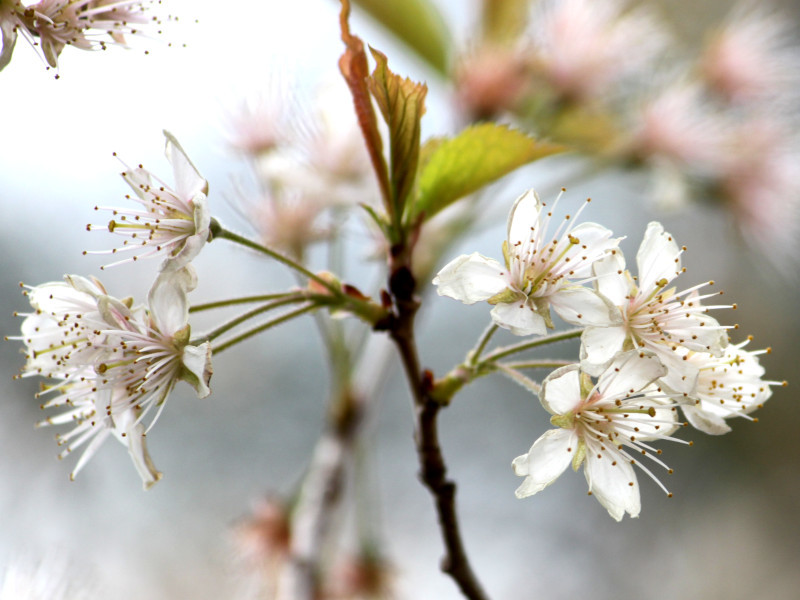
(386, 251, 489, 600)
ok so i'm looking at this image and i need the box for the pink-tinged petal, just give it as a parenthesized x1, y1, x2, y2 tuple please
(636, 222, 682, 292)
(682, 403, 731, 435)
(540, 364, 582, 415)
(594, 350, 666, 401)
(592, 251, 629, 306)
(512, 428, 578, 498)
(506, 189, 542, 247)
(181, 342, 213, 399)
(490, 301, 546, 336)
(433, 253, 507, 304)
(148, 266, 197, 336)
(580, 325, 627, 375)
(549, 285, 620, 327)
(164, 131, 208, 199)
(584, 447, 641, 521)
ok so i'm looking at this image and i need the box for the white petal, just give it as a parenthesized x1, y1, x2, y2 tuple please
(114, 411, 163, 490)
(682, 403, 731, 435)
(0, 21, 17, 72)
(540, 364, 582, 416)
(164, 130, 208, 199)
(595, 350, 667, 400)
(148, 266, 197, 336)
(636, 222, 682, 292)
(433, 253, 507, 304)
(181, 343, 213, 398)
(584, 448, 641, 521)
(645, 342, 699, 395)
(507, 189, 542, 247)
(580, 325, 628, 376)
(490, 301, 546, 336)
(592, 251, 629, 306)
(558, 222, 621, 279)
(549, 286, 620, 327)
(512, 428, 578, 498)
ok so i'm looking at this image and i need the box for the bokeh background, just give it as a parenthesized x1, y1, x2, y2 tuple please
(0, 0, 798, 598)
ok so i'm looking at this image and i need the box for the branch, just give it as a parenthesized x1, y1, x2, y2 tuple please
(387, 258, 489, 600)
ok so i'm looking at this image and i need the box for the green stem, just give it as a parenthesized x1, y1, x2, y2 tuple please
(211, 304, 318, 355)
(199, 297, 308, 343)
(498, 359, 572, 370)
(483, 328, 583, 362)
(212, 222, 341, 296)
(190, 293, 300, 313)
(467, 324, 498, 367)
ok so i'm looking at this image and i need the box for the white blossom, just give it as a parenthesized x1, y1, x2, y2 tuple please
(15, 266, 212, 487)
(580, 222, 731, 393)
(679, 338, 785, 435)
(87, 131, 210, 271)
(434, 189, 621, 336)
(512, 350, 683, 520)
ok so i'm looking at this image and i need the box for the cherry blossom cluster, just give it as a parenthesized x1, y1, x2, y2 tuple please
(14, 133, 213, 487)
(435, 189, 783, 519)
(0, 0, 156, 72)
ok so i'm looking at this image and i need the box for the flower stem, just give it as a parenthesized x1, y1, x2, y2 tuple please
(499, 359, 572, 370)
(211, 304, 318, 354)
(467, 324, 498, 367)
(483, 328, 583, 362)
(211, 221, 341, 296)
(190, 293, 300, 313)
(198, 296, 308, 343)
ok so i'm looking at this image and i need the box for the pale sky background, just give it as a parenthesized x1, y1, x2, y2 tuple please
(0, 1, 798, 598)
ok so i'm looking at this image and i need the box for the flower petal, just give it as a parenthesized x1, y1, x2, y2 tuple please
(540, 364, 582, 416)
(580, 325, 628, 376)
(584, 447, 641, 521)
(592, 251, 629, 306)
(433, 253, 507, 304)
(636, 222, 682, 292)
(181, 342, 213, 399)
(512, 428, 578, 498)
(148, 265, 197, 336)
(549, 285, 620, 327)
(594, 350, 666, 401)
(490, 300, 546, 336)
(506, 189, 542, 247)
(164, 131, 208, 199)
(682, 403, 731, 435)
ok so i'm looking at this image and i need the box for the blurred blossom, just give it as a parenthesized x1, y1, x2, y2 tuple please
(453, 44, 530, 121)
(625, 83, 729, 175)
(232, 187, 328, 259)
(526, 0, 667, 105)
(325, 550, 395, 600)
(0, 556, 94, 600)
(700, 3, 800, 107)
(716, 117, 800, 258)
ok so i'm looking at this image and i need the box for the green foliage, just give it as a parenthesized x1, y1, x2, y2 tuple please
(367, 48, 428, 229)
(411, 123, 565, 221)
(349, 0, 451, 74)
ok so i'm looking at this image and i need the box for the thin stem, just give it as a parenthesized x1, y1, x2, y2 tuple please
(211, 304, 318, 355)
(190, 293, 300, 313)
(467, 324, 498, 367)
(213, 222, 341, 296)
(483, 328, 583, 363)
(198, 296, 308, 343)
(500, 359, 572, 370)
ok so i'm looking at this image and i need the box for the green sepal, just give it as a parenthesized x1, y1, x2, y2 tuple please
(487, 287, 522, 305)
(571, 438, 587, 471)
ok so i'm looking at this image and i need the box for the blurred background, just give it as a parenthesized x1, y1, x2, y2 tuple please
(0, 0, 798, 598)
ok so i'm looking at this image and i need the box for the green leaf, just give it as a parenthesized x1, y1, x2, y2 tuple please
(367, 47, 428, 228)
(349, 0, 451, 75)
(412, 123, 566, 220)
